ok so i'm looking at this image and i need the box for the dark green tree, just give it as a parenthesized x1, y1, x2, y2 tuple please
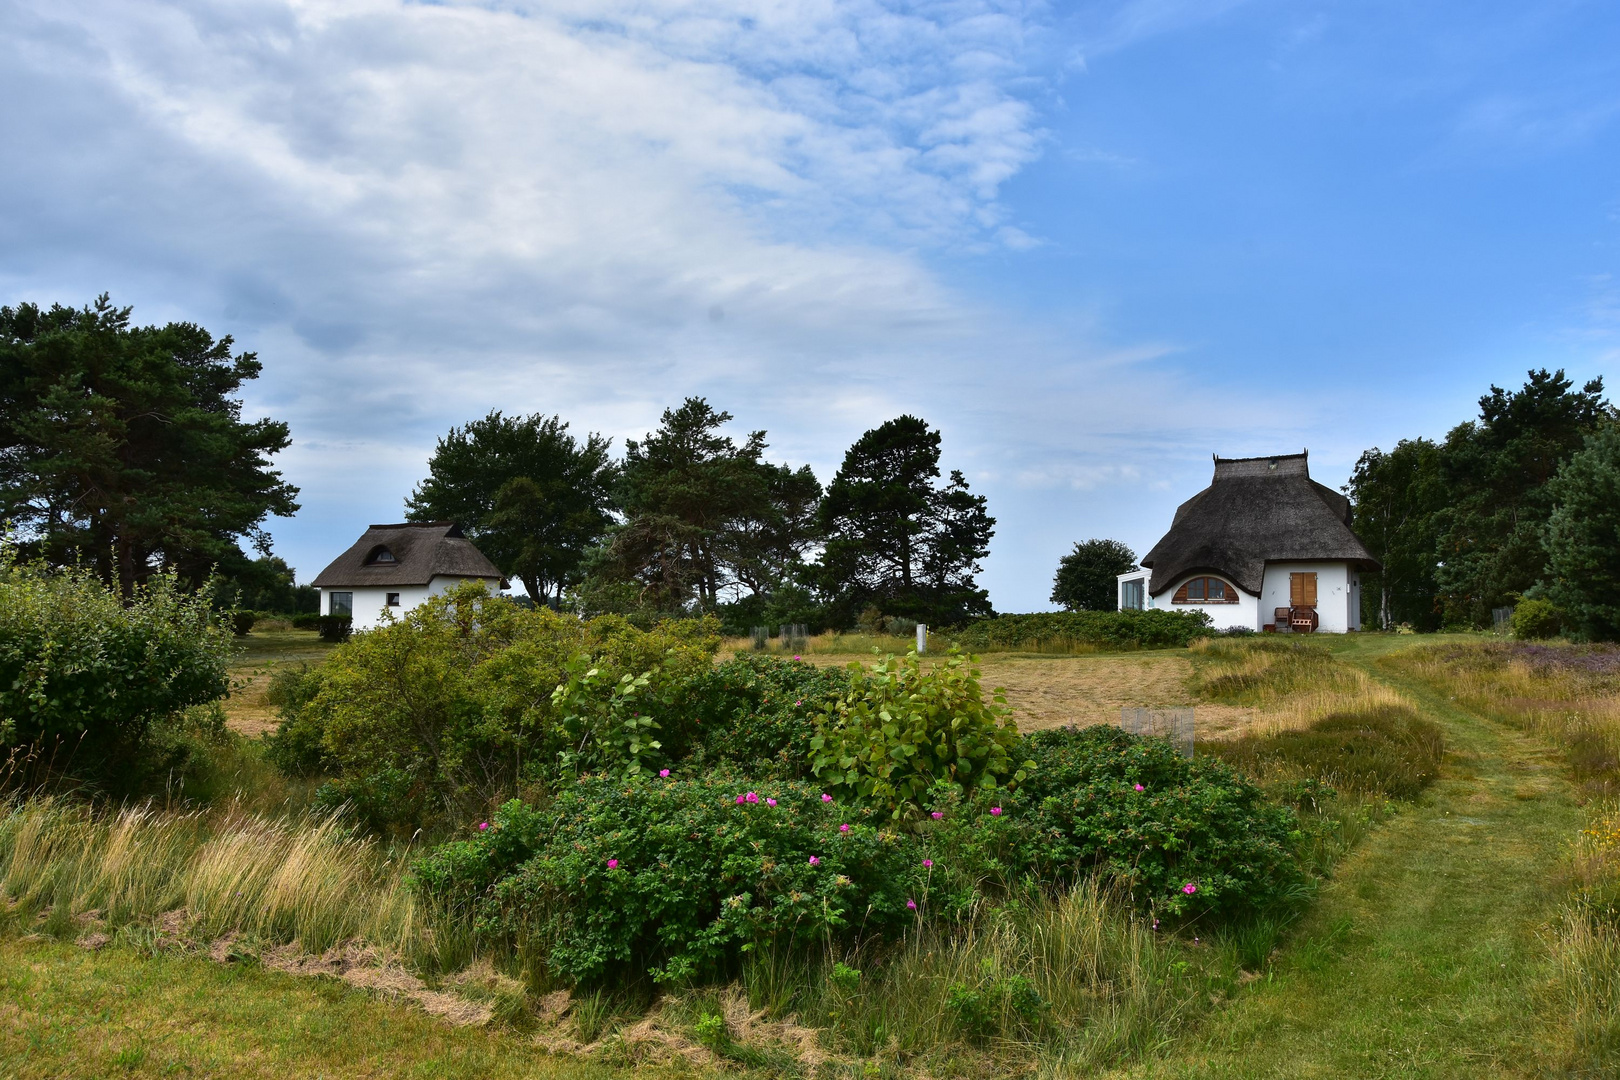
(818, 415, 994, 626)
(406, 411, 615, 607)
(1051, 539, 1137, 612)
(1544, 421, 1620, 641)
(1432, 369, 1610, 625)
(213, 554, 318, 614)
(603, 398, 812, 612)
(0, 296, 298, 596)
(1344, 438, 1447, 630)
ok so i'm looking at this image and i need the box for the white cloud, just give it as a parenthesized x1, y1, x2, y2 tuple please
(0, 0, 1275, 608)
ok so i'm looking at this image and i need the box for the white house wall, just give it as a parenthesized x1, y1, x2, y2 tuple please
(1120, 564, 1362, 633)
(320, 576, 498, 631)
(1259, 562, 1359, 633)
(1146, 574, 1261, 631)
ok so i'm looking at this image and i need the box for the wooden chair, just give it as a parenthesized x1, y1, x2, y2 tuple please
(1274, 607, 1291, 632)
(1289, 607, 1319, 634)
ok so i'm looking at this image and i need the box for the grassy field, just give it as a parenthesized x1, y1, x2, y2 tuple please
(17, 629, 1620, 1077)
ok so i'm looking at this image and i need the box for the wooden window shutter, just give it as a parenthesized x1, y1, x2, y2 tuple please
(1290, 572, 1317, 607)
(1173, 582, 1190, 602)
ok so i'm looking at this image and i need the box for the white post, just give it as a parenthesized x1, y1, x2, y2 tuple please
(916, 623, 927, 654)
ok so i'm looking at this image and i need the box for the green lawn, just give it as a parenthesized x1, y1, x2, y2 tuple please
(0, 937, 664, 1080)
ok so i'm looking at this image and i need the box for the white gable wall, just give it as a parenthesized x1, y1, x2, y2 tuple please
(320, 576, 500, 631)
(1259, 562, 1359, 633)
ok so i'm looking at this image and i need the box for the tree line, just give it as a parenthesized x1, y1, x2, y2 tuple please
(0, 297, 998, 630)
(1348, 368, 1620, 638)
(406, 401, 997, 629)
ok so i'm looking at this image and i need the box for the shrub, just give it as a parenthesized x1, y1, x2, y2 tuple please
(411, 777, 925, 985)
(811, 650, 1032, 820)
(951, 610, 1211, 651)
(274, 583, 720, 829)
(1204, 705, 1444, 799)
(938, 726, 1303, 918)
(291, 612, 321, 631)
(0, 555, 231, 790)
(1512, 598, 1563, 641)
(316, 615, 352, 642)
(675, 655, 850, 776)
(231, 611, 257, 637)
(262, 665, 332, 778)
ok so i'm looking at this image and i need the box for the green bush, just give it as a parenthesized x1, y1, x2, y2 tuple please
(811, 650, 1032, 820)
(0, 555, 232, 790)
(290, 613, 321, 631)
(231, 611, 257, 637)
(1511, 598, 1563, 641)
(411, 777, 926, 985)
(927, 726, 1302, 918)
(1204, 705, 1444, 799)
(951, 610, 1211, 651)
(273, 583, 720, 829)
(675, 655, 850, 777)
(316, 615, 351, 642)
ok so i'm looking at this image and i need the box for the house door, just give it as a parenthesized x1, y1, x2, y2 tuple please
(1290, 573, 1318, 608)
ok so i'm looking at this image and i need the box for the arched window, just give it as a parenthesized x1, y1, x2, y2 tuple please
(1173, 576, 1238, 604)
(365, 546, 398, 565)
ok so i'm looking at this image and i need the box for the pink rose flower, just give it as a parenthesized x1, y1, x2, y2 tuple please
(659, 769, 670, 778)
(990, 807, 1002, 816)
(1182, 882, 1197, 895)
(478, 822, 489, 830)
(607, 859, 619, 869)
(794, 655, 802, 660)
(1134, 784, 1144, 792)
(736, 794, 746, 805)
(822, 794, 833, 803)
(808, 856, 820, 866)
(745, 792, 760, 804)
(766, 798, 777, 807)
(931, 811, 944, 820)
(922, 859, 933, 869)
(906, 899, 917, 911)
(839, 824, 850, 834)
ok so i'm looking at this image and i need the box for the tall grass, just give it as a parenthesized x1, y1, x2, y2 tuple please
(1550, 803, 1620, 1072)
(1384, 642, 1620, 795)
(735, 881, 1225, 1071)
(0, 797, 431, 964)
(1191, 637, 1411, 732)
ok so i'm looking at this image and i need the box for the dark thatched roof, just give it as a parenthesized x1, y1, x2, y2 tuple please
(1139, 453, 1379, 596)
(311, 522, 503, 588)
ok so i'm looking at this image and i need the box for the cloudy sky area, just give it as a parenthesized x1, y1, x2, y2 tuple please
(3, 0, 1617, 609)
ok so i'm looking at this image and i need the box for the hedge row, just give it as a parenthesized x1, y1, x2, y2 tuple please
(951, 609, 1212, 650)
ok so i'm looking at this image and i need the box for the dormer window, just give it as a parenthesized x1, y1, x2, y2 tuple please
(365, 546, 397, 565)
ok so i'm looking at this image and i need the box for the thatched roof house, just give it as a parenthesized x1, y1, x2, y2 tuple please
(313, 522, 504, 630)
(1117, 453, 1379, 634)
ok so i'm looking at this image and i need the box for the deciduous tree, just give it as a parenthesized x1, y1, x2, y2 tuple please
(407, 411, 615, 607)
(1051, 539, 1137, 612)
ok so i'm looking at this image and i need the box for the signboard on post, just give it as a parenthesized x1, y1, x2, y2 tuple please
(916, 624, 927, 654)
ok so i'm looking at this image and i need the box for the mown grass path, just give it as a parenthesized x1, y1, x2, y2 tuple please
(1121, 637, 1581, 1079)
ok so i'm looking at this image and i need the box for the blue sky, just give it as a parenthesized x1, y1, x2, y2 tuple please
(2, 0, 1616, 610)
